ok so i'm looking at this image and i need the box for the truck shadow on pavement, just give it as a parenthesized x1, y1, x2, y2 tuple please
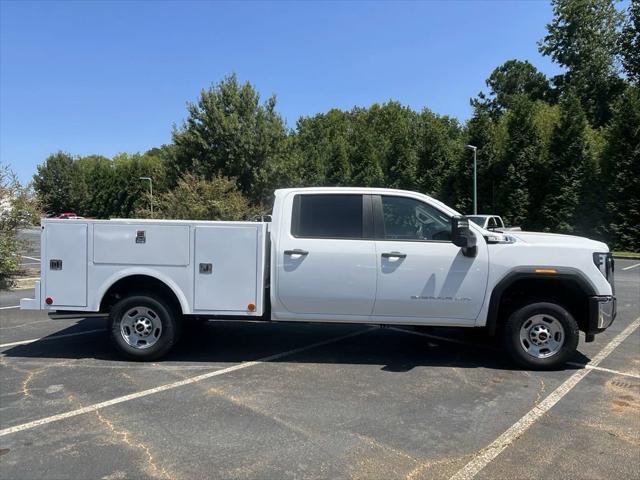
(2, 318, 592, 372)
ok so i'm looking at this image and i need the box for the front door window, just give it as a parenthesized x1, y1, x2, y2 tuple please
(381, 195, 451, 241)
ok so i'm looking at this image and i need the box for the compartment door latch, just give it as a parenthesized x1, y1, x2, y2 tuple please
(135, 230, 146, 244)
(199, 263, 213, 274)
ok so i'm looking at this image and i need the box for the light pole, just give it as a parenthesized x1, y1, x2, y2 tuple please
(139, 177, 153, 218)
(465, 145, 478, 215)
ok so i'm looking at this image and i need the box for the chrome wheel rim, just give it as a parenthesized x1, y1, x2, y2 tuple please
(519, 314, 564, 359)
(120, 306, 162, 349)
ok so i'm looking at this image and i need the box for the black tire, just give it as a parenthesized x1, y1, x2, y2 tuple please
(503, 301, 579, 370)
(108, 293, 180, 361)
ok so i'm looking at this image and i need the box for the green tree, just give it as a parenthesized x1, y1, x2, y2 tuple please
(496, 97, 546, 227)
(540, 92, 599, 234)
(539, 0, 625, 126)
(172, 74, 289, 204)
(474, 60, 554, 116)
(1, 162, 41, 289)
(602, 86, 640, 250)
(416, 110, 462, 199)
(110, 152, 168, 218)
(75, 155, 114, 218)
(294, 109, 353, 186)
(1, 163, 21, 288)
(346, 107, 385, 187)
(454, 106, 502, 214)
(619, 0, 640, 83)
(33, 152, 84, 215)
(373, 102, 419, 190)
(138, 173, 257, 221)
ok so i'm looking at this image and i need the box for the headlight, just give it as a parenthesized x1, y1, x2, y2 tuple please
(593, 252, 614, 281)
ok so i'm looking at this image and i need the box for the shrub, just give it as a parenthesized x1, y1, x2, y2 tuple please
(136, 173, 260, 221)
(1, 162, 41, 289)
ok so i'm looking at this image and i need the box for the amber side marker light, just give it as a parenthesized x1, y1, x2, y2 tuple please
(247, 303, 256, 312)
(534, 268, 557, 274)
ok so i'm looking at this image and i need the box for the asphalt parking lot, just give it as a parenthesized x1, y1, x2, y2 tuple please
(0, 255, 638, 479)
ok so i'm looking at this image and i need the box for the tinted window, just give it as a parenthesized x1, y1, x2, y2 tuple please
(292, 194, 363, 239)
(488, 217, 498, 229)
(467, 216, 484, 227)
(381, 196, 451, 241)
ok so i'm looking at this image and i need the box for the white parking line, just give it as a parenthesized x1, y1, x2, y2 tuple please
(0, 327, 375, 437)
(449, 316, 640, 480)
(0, 359, 231, 370)
(20, 255, 40, 262)
(0, 319, 53, 330)
(0, 329, 106, 348)
(622, 262, 640, 271)
(0, 305, 20, 310)
(566, 362, 640, 379)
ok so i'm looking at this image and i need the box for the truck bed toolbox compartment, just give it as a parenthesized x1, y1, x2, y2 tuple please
(44, 223, 88, 307)
(93, 224, 190, 266)
(193, 224, 265, 312)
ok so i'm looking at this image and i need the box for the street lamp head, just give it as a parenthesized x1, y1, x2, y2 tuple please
(139, 176, 151, 181)
(465, 144, 477, 151)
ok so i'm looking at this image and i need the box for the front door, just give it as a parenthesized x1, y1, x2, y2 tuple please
(275, 193, 377, 316)
(372, 194, 489, 322)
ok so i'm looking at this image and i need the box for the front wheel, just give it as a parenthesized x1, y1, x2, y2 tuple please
(503, 301, 579, 370)
(108, 293, 179, 361)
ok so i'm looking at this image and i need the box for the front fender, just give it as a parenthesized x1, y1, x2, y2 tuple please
(484, 267, 597, 335)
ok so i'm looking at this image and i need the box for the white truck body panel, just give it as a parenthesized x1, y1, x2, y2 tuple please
(193, 225, 262, 312)
(44, 222, 88, 307)
(93, 224, 190, 266)
(28, 218, 267, 316)
(276, 237, 378, 316)
(372, 238, 488, 320)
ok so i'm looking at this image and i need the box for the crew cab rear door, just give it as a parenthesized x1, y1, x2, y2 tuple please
(275, 193, 377, 316)
(371, 194, 489, 322)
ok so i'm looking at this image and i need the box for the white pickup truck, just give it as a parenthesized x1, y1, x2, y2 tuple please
(21, 187, 616, 369)
(468, 215, 521, 231)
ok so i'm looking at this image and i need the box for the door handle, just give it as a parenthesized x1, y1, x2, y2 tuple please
(381, 251, 407, 259)
(284, 249, 309, 256)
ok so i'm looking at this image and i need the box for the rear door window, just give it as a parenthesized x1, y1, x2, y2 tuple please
(291, 194, 364, 239)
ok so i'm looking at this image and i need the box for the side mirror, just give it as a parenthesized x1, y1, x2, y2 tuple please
(451, 216, 477, 257)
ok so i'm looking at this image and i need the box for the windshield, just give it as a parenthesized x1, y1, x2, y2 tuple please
(467, 216, 485, 227)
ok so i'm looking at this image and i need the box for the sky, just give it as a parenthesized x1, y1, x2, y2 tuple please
(1, 0, 564, 184)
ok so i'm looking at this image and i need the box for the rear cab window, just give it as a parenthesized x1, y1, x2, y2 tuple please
(291, 194, 364, 239)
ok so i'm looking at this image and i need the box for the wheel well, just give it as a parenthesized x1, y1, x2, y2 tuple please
(488, 277, 591, 334)
(100, 275, 182, 315)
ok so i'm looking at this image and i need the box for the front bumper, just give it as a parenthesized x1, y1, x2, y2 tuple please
(586, 295, 616, 336)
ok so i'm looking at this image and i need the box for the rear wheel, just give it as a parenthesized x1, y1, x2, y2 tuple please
(109, 293, 179, 361)
(503, 301, 579, 370)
